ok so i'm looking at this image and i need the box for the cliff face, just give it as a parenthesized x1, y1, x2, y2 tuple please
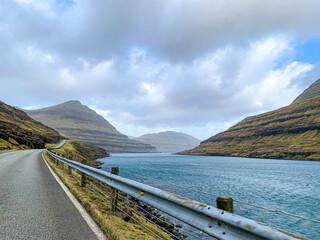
(25, 101, 157, 153)
(179, 94, 320, 161)
(0, 101, 63, 151)
(136, 131, 201, 153)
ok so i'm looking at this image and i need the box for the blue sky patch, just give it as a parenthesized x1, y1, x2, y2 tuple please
(295, 38, 320, 64)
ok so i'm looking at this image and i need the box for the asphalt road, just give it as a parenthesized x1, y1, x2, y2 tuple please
(51, 140, 67, 149)
(0, 149, 98, 240)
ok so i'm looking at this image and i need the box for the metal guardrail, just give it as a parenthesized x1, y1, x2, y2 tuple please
(47, 150, 300, 240)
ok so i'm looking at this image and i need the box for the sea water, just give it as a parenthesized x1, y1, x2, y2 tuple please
(99, 153, 320, 239)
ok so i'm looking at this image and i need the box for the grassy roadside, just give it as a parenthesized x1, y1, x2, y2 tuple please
(0, 148, 19, 153)
(43, 152, 172, 240)
(50, 140, 109, 168)
(45, 142, 59, 149)
(0, 141, 59, 153)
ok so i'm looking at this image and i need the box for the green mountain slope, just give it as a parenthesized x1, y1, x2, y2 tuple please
(292, 78, 320, 104)
(25, 101, 157, 153)
(136, 131, 201, 152)
(0, 101, 63, 151)
(179, 85, 320, 161)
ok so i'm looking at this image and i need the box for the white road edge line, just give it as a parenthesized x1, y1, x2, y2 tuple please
(42, 152, 108, 240)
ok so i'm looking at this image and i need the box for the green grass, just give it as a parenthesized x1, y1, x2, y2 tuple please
(45, 143, 58, 149)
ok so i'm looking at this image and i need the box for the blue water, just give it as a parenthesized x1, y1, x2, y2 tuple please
(99, 153, 320, 239)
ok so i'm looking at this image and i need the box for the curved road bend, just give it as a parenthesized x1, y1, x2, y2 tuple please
(0, 149, 99, 240)
(51, 139, 67, 149)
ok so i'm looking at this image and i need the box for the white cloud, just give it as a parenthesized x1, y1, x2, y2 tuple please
(13, 0, 52, 11)
(140, 82, 164, 104)
(58, 68, 77, 88)
(0, 1, 320, 139)
(23, 105, 41, 110)
(255, 62, 313, 108)
(50, 0, 320, 62)
(44, 55, 54, 63)
(77, 37, 313, 138)
(88, 105, 111, 120)
(92, 61, 113, 77)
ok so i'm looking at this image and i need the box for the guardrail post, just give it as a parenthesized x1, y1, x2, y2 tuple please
(60, 155, 64, 169)
(81, 159, 87, 187)
(111, 167, 119, 211)
(67, 156, 73, 174)
(216, 196, 234, 213)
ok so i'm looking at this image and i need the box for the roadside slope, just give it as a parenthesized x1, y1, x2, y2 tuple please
(51, 140, 109, 168)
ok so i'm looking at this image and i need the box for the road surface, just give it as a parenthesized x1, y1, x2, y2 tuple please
(50, 139, 67, 149)
(0, 149, 99, 239)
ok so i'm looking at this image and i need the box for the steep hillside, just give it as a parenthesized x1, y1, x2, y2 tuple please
(0, 101, 63, 151)
(136, 131, 201, 152)
(179, 95, 320, 161)
(26, 101, 157, 153)
(292, 78, 320, 104)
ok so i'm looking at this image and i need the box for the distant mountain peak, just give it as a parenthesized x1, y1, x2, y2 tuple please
(136, 131, 201, 153)
(57, 100, 84, 108)
(64, 100, 82, 105)
(160, 130, 180, 134)
(25, 101, 157, 153)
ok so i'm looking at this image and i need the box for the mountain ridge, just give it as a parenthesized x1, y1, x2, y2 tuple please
(25, 101, 157, 153)
(179, 78, 320, 161)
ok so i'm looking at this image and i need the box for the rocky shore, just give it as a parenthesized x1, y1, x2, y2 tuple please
(123, 195, 188, 239)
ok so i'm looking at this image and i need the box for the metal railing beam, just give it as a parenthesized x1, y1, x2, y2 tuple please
(47, 150, 300, 240)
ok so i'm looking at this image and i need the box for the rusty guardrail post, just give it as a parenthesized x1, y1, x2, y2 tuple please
(60, 158, 64, 170)
(216, 196, 234, 213)
(81, 159, 87, 187)
(55, 153, 59, 166)
(111, 167, 119, 211)
(67, 156, 72, 175)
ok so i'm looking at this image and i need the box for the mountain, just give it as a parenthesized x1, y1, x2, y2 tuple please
(0, 101, 63, 151)
(25, 100, 157, 153)
(135, 131, 201, 152)
(179, 79, 320, 161)
(292, 78, 320, 104)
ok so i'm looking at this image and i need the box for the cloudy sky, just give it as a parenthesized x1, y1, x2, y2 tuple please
(1, 0, 320, 139)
